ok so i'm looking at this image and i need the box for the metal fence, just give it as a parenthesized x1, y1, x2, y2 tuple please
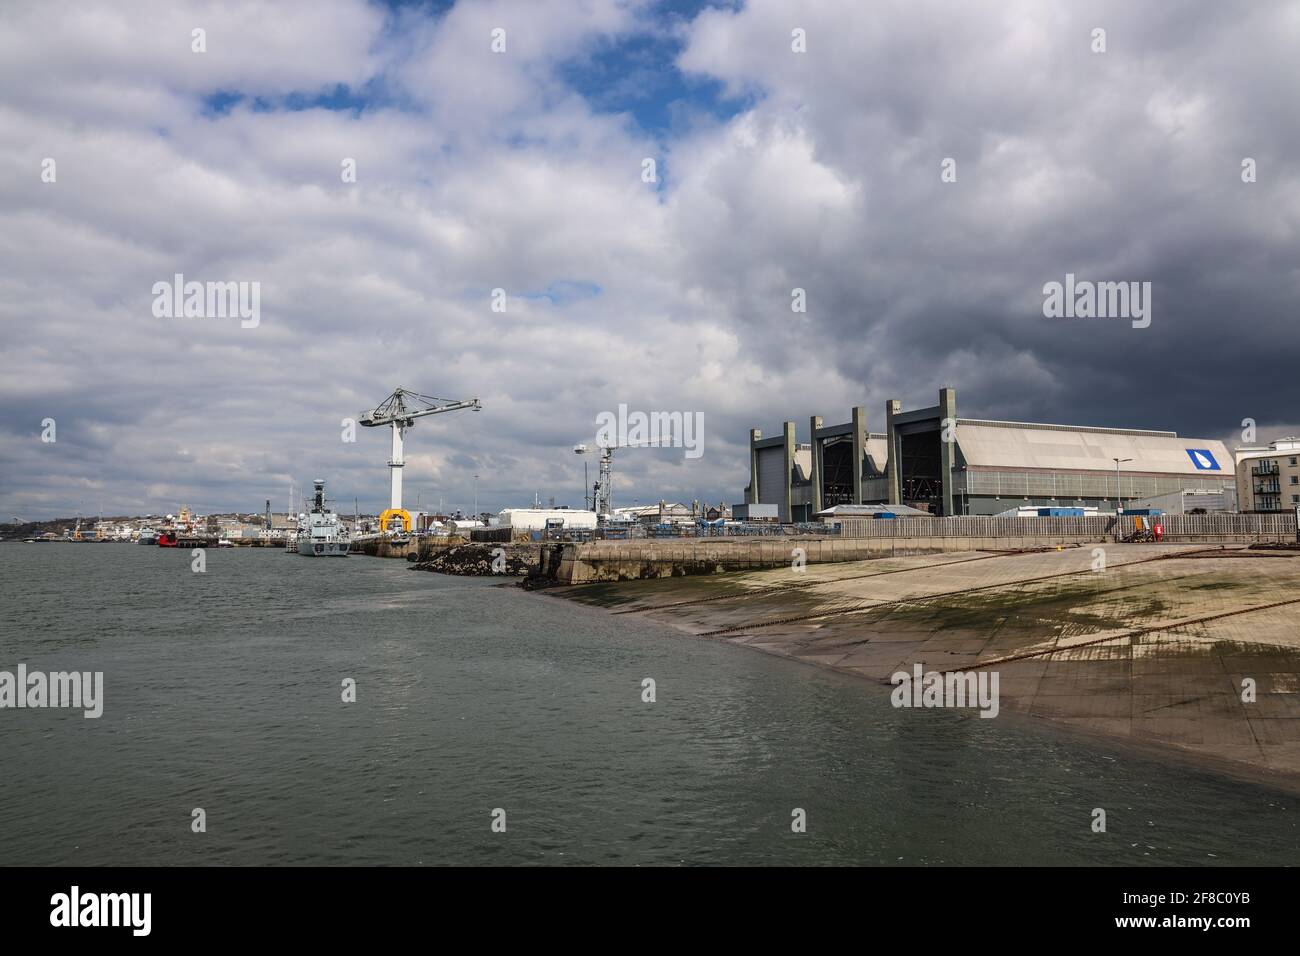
(838, 513, 1297, 540)
(839, 515, 1112, 537)
(1129, 513, 1296, 539)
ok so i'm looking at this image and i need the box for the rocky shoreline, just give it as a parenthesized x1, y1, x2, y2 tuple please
(410, 542, 548, 578)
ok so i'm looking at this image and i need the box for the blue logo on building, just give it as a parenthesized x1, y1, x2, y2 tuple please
(1186, 449, 1221, 471)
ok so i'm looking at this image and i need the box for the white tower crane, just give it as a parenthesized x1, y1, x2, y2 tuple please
(360, 387, 481, 532)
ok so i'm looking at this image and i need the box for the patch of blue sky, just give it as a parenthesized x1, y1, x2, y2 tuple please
(199, 81, 395, 118)
(558, 4, 753, 138)
(196, 1, 755, 139)
(518, 281, 603, 306)
(371, 0, 456, 15)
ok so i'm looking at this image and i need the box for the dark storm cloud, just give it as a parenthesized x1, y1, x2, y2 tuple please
(678, 0, 1300, 443)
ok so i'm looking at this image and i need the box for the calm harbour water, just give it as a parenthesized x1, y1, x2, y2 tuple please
(0, 543, 1295, 866)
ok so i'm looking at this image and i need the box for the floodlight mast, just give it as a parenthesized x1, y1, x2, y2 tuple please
(360, 388, 481, 524)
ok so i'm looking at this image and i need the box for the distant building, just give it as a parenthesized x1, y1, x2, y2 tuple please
(215, 517, 248, 538)
(731, 502, 779, 522)
(745, 387, 1235, 519)
(92, 521, 135, 541)
(1233, 438, 1300, 512)
(497, 508, 598, 531)
(611, 502, 694, 526)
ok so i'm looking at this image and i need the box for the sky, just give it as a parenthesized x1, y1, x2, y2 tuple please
(2, 0, 1298, 520)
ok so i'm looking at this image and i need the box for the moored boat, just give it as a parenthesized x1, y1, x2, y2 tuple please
(296, 479, 350, 557)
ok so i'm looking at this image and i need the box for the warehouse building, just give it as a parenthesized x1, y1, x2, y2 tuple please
(744, 387, 1235, 519)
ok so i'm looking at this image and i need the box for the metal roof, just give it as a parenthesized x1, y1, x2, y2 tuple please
(956, 418, 1176, 438)
(955, 422, 1232, 477)
(815, 503, 930, 516)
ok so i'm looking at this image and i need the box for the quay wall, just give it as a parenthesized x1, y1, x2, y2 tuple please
(357, 535, 465, 560)
(551, 513, 1299, 584)
(552, 537, 1007, 584)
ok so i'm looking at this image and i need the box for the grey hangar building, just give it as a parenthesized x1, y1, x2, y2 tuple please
(743, 387, 1235, 521)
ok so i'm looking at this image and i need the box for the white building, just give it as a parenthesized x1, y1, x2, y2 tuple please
(497, 508, 598, 531)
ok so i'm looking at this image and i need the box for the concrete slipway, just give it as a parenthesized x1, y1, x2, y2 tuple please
(549, 544, 1300, 788)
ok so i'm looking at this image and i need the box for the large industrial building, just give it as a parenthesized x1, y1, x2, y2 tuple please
(744, 387, 1235, 519)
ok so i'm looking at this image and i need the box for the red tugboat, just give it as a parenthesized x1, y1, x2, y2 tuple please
(157, 530, 178, 547)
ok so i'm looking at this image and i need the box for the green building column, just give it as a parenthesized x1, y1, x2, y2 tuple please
(939, 386, 957, 516)
(809, 415, 824, 515)
(782, 420, 795, 523)
(851, 406, 866, 504)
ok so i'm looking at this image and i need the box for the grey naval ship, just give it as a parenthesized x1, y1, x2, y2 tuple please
(295, 479, 351, 557)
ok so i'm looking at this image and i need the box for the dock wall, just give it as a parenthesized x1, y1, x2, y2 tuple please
(551, 513, 1298, 583)
(553, 537, 994, 583)
(356, 535, 466, 560)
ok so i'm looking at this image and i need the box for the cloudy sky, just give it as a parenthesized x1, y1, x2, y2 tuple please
(2, 0, 1298, 520)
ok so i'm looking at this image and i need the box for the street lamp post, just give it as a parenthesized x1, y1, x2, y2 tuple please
(1112, 457, 1133, 522)
(473, 474, 479, 522)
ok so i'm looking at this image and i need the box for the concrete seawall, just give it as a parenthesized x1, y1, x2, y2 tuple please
(552, 535, 1300, 584)
(552, 535, 1115, 583)
(550, 516, 1299, 584)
